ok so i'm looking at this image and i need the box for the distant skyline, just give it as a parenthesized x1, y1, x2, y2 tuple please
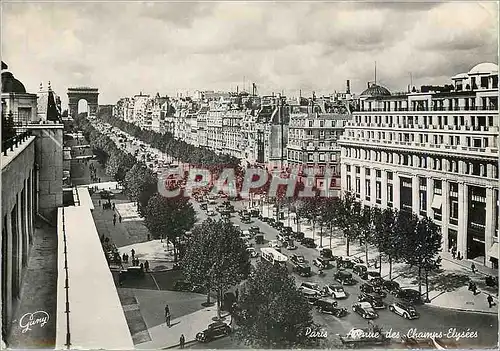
(2, 1, 498, 107)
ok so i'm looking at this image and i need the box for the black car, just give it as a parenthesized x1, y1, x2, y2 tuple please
(173, 280, 197, 292)
(302, 238, 317, 248)
(290, 254, 306, 265)
(293, 231, 305, 241)
(293, 263, 312, 277)
(396, 289, 423, 304)
(369, 276, 384, 287)
(315, 298, 348, 317)
(334, 270, 355, 285)
(196, 322, 231, 342)
(313, 257, 330, 269)
(352, 301, 379, 319)
(281, 226, 293, 235)
(382, 280, 401, 295)
(275, 221, 284, 229)
(337, 257, 355, 269)
(320, 248, 333, 259)
(249, 226, 260, 235)
(389, 302, 420, 320)
(359, 283, 387, 298)
(353, 264, 368, 278)
(358, 292, 387, 309)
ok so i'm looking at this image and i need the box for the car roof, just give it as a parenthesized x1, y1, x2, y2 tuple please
(318, 297, 337, 304)
(359, 301, 372, 308)
(329, 284, 343, 289)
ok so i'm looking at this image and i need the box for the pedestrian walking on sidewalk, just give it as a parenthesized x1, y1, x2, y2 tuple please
(112, 202, 116, 210)
(471, 263, 476, 274)
(179, 334, 185, 349)
(113, 213, 117, 221)
(98, 199, 101, 207)
(165, 304, 171, 327)
(487, 294, 495, 308)
(113, 217, 116, 226)
(119, 215, 122, 223)
(457, 251, 462, 260)
(131, 249, 135, 260)
(472, 282, 478, 295)
(451, 246, 457, 259)
(144, 260, 149, 272)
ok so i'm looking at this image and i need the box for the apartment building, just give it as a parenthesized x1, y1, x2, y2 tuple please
(287, 96, 352, 195)
(339, 62, 499, 268)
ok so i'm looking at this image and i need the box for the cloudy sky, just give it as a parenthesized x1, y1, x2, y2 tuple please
(2, 0, 498, 106)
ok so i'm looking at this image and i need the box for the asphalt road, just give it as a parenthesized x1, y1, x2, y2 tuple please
(94, 120, 498, 349)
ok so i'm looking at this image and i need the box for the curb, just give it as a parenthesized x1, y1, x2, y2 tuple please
(162, 339, 198, 349)
(429, 304, 498, 315)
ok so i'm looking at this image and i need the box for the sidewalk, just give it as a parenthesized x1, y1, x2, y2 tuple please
(114, 240, 177, 272)
(136, 306, 227, 349)
(262, 204, 498, 314)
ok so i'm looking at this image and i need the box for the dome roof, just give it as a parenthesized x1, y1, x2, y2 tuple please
(468, 62, 498, 75)
(1, 71, 26, 93)
(360, 83, 391, 97)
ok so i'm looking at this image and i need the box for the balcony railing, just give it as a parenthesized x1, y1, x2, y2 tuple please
(355, 105, 498, 113)
(2, 130, 32, 156)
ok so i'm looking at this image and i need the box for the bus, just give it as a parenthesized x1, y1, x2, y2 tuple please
(260, 248, 288, 267)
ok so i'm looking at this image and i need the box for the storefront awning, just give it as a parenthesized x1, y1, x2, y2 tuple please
(431, 195, 442, 210)
(488, 243, 498, 260)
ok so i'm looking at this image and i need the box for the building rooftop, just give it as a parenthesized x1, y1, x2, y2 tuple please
(468, 62, 498, 75)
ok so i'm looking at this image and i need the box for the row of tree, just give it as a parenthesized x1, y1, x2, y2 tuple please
(295, 192, 442, 299)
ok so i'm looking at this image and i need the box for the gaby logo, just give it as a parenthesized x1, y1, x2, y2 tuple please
(19, 311, 50, 333)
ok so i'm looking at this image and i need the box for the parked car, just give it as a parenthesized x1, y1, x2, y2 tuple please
(334, 270, 355, 285)
(277, 233, 290, 242)
(322, 284, 347, 299)
(281, 226, 293, 235)
(293, 263, 312, 277)
(302, 238, 317, 248)
(382, 280, 401, 295)
(255, 234, 264, 245)
(353, 264, 368, 278)
(299, 282, 323, 296)
(240, 230, 252, 242)
(246, 247, 259, 258)
(290, 254, 306, 265)
(389, 302, 420, 320)
(359, 283, 387, 298)
(352, 301, 379, 319)
(173, 280, 204, 293)
(319, 248, 333, 259)
(358, 292, 387, 309)
(315, 298, 348, 317)
(302, 290, 320, 305)
(369, 276, 384, 287)
(313, 257, 330, 269)
(269, 240, 281, 249)
(396, 289, 423, 304)
(196, 321, 231, 342)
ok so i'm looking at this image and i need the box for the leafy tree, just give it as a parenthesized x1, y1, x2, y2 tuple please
(335, 192, 361, 256)
(374, 208, 401, 278)
(183, 219, 250, 315)
(404, 215, 442, 300)
(2, 112, 16, 140)
(144, 193, 196, 261)
(359, 206, 374, 266)
(233, 261, 315, 349)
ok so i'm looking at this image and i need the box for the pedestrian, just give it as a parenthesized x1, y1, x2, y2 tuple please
(179, 334, 185, 349)
(119, 215, 122, 223)
(131, 249, 135, 260)
(98, 199, 101, 207)
(145, 260, 150, 272)
(472, 282, 478, 295)
(165, 304, 171, 327)
(487, 294, 495, 308)
(122, 253, 126, 262)
(471, 263, 476, 274)
(457, 251, 462, 260)
(112, 203, 116, 210)
(451, 246, 456, 259)
(140, 262, 144, 271)
(114, 213, 117, 220)
(99, 177, 101, 183)
(113, 217, 116, 226)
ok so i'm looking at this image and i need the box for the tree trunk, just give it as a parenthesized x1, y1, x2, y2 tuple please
(216, 288, 222, 318)
(386, 255, 392, 279)
(418, 265, 422, 296)
(346, 236, 350, 256)
(365, 239, 369, 268)
(425, 268, 430, 302)
(329, 224, 333, 250)
(206, 291, 211, 304)
(173, 241, 178, 262)
(320, 224, 323, 248)
(297, 215, 301, 233)
(380, 255, 384, 276)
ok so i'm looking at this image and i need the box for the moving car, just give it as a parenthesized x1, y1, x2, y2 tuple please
(299, 282, 323, 296)
(293, 263, 312, 277)
(334, 270, 355, 285)
(290, 254, 306, 265)
(322, 284, 347, 299)
(240, 230, 252, 242)
(293, 231, 305, 241)
(196, 321, 231, 343)
(313, 257, 330, 269)
(277, 233, 290, 242)
(246, 247, 259, 258)
(389, 302, 420, 319)
(358, 292, 387, 309)
(382, 280, 401, 295)
(269, 240, 281, 249)
(249, 225, 260, 235)
(319, 248, 333, 259)
(302, 290, 320, 305)
(395, 289, 423, 304)
(315, 298, 348, 317)
(283, 240, 297, 250)
(368, 276, 384, 287)
(301, 238, 317, 248)
(359, 283, 387, 298)
(353, 264, 368, 278)
(352, 302, 379, 319)
(337, 257, 355, 269)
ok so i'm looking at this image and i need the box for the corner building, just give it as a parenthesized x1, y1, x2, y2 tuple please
(339, 63, 499, 269)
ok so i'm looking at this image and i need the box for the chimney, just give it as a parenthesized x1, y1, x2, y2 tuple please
(346, 80, 351, 94)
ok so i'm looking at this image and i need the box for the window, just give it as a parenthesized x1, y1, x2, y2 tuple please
(365, 179, 371, 200)
(320, 120, 324, 127)
(356, 166, 360, 174)
(355, 178, 361, 194)
(387, 172, 393, 180)
(346, 165, 351, 172)
(366, 168, 371, 176)
(347, 175, 352, 190)
(319, 153, 325, 162)
(330, 154, 336, 162)
(309, 121, 313, 127)
(376, 181, 381, 200)
(473, 139, 481, 148)
(308, 153, 314, 162)
(388, 184, 394, 202)
(376, 170, 381, 178)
